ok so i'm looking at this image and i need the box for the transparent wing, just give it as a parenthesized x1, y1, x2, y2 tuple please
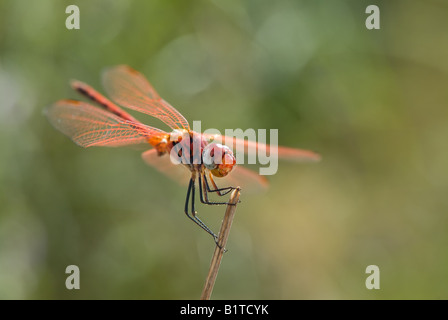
(45, 100, 167, 148)
(141, 149, 268, 193)
(203, 134, 321, 162)
(142, 149, 191, 185)
(102, 65, 190, 130)
(218, 165, 269, 193)
(71, 79, 139, 122)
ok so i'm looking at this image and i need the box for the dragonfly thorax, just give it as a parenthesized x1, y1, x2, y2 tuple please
(167, 130, 207, 167)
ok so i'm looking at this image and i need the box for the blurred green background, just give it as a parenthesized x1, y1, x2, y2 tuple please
(1, 0, 448, 299)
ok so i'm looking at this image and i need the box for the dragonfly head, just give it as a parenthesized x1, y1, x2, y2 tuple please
(203, 143, 236, 177)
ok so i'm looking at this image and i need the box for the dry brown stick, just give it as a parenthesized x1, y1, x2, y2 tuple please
(200, 188, 241, 300)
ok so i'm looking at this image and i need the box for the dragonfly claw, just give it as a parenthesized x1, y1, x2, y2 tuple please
(214, 236, 228, 253)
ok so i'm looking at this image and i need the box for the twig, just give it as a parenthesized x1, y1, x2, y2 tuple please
(200, 188, 241, 300)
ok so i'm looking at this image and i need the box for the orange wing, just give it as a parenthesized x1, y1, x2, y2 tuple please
(219, 165, 269, 193)
(102, 65, 190, 131)
(45, 100, 167, 148)
(203, 134, 321, 162)
(71, 79, 139, 123)
(142, 149, 191, 185)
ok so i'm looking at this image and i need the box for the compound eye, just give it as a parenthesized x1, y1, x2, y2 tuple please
(214, 148, 236, 177)
(202, 143, 236, 177)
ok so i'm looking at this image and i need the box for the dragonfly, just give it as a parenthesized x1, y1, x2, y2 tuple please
(45, 65, 320, 242)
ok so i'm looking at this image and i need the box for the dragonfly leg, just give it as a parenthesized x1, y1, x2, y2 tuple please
(206, 172, 234, 196)
(184, 178, 218, 242)
(199, 173, 240, 206)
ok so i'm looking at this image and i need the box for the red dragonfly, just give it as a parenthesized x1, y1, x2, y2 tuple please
(46, 65, 320, 242)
